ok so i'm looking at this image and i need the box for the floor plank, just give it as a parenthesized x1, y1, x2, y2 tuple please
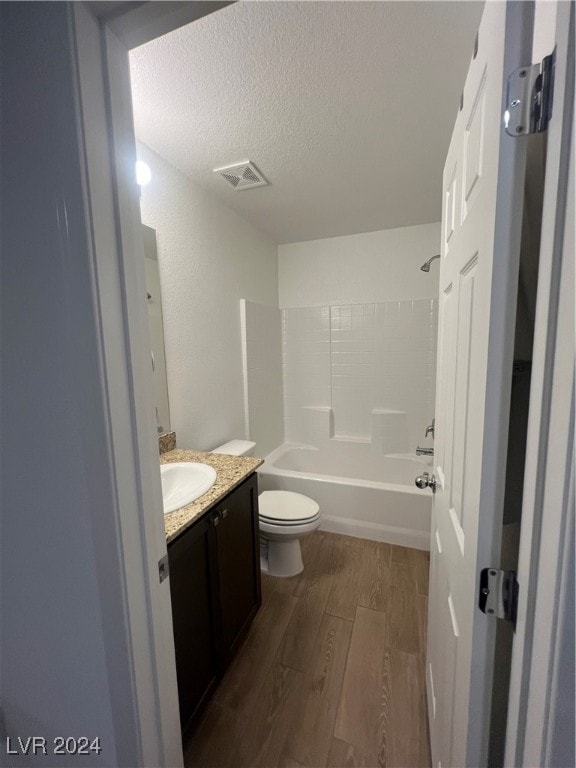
(215, 590, 298, 712)
(261, 573, 277, 606)
(357, 540, 391, 612)
(282, 613, 353, 767)
(387, 585, 421, 655)
(390, 561, 415, 591)
(326, 535, 362, 621)
(390, 544, 412, 564)
(277, 754, 305, 768)
(184, 701, 243, 768)
(234, 662, 304, 768)
(327, 737, 374, 767)
(334, 606, 389, 766)
(388, 650, 431, 768)
(413, 552, 430, 597)
(279, 533, 337, 671)
(391, 545, 430, 596)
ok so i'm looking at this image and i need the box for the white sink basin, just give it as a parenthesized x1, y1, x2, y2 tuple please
(160, 462, 217, 514)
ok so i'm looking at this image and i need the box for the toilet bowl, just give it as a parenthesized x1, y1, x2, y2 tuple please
(211, 440, 321, 577)
(258, 490, 320, 577)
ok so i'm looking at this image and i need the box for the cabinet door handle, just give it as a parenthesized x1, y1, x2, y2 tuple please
(220, 509, 228, 519)
(211, 513, 220, 527)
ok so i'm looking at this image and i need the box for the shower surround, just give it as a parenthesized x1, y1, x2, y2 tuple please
(282, 299, 438, 451)
(243, 298, 438, 550)
(243, 223, 440, 549)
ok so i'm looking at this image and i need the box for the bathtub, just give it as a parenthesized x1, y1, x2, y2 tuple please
(258, 442, 432, 550)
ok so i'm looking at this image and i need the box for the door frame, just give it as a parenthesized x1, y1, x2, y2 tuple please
(73, 1, 574, 764)
(71, 3, 232, 766)
(505, 2, 575, 765)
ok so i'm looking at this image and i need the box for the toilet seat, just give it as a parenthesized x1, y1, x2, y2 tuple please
(259, 490, 320, 525)
(261, 511, 321, 527)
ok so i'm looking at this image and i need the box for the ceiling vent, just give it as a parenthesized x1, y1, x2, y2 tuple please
(213, 161, 268, 190)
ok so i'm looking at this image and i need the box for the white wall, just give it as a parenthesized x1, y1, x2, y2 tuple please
(279, 224, 440, 451)
(138, 143, 279, 452)
(278, 222, 440, 308)
(240, 301, 284, 456)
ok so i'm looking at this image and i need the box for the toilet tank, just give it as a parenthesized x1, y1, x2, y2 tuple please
(211, 439, 256, 457)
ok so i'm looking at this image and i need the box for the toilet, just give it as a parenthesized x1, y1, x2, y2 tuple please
(211, 440, 321, 577)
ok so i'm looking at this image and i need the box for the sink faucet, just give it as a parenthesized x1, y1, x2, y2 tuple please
(425, 418, 435, 439)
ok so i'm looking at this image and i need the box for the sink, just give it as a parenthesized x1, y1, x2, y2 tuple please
(160, 462, 217, 514)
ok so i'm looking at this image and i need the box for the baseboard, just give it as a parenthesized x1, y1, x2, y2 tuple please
(319, 514, 430, 551)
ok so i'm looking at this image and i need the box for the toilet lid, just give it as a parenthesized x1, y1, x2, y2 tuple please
(259, 490, 320, 523)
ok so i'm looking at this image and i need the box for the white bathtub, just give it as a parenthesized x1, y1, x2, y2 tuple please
(258, 442, 432, 550)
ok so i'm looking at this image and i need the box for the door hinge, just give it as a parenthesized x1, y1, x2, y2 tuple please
(504, 51, 555, 136)
(479, 568, 518, 624)
(158, 554, 169, 584)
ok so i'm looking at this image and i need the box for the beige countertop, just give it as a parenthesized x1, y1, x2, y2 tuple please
(161, 449, 263, 543)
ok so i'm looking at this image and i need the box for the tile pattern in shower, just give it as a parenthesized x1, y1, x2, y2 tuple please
(282, 299, 438, 453)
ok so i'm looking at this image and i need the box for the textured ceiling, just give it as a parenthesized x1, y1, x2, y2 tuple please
(130, 1, 484, 244)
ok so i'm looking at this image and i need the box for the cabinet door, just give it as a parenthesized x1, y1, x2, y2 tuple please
(168, 516, 219, 731)
(214, 473, 261, 664)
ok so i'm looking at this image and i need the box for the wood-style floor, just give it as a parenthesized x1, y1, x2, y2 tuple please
(184, 531, 431, 768)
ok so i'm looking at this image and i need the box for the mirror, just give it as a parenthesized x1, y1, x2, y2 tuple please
(142, 224, 171, 434)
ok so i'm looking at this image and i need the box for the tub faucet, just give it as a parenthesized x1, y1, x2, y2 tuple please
(425, 418, 435, 439)
(416, 446, 434, 456)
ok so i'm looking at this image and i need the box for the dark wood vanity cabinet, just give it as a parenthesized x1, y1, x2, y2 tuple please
(168, 513, 219, 729)
(213, 473, 262, 665)
(167, 473, 261, 733)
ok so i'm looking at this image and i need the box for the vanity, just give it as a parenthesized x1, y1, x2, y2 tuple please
(161, 446, 263, 734)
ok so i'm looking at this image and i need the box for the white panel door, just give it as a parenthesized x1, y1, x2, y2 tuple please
(425, 3, 532, 766)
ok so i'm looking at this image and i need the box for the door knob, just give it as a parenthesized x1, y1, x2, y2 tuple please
(415, 472, 437, 493)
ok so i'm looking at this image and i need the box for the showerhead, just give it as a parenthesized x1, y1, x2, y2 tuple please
(420, 254, 440, 272)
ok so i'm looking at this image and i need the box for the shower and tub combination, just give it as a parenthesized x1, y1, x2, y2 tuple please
(241, 253, 440, 553)
(258, 439, 433, 550)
